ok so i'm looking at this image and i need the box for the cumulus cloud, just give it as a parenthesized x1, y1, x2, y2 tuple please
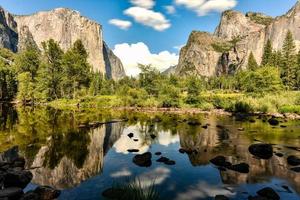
(124, 7, 171, 31)
(175, 0, 237, 16)
(165, 5, 176, 14)
(130, 0, 155, 9)
(109, 19, 132, 30)
(113, 42, 179, 76)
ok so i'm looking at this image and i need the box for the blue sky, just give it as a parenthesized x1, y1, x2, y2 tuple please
(0, 0, 298, 75)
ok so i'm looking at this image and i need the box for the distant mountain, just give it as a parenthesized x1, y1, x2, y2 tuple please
(162, 65, 177, 75)
(0, 7, 125, 80)
(174, 1, 300, 77)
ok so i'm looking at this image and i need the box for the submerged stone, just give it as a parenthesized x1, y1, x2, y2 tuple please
(164, 160, 176, 165)
(268, 118, 279, 126)
(156, 157, 169, 163)
(34, 186, 61, 200)
(227, 163, 249, 173)
(210, 156, 227, 167)
(0, 187, 23, 199)
(256, 187, 280, 200)
(155, 152, 162, 156)
(215, 195, 229, 200)
(4, 170, 33, 189)
(132, 152, 152, 167)
(287, 155, 300, 166)
(248, 144, 273, 159)
(127, 149, 139, 153)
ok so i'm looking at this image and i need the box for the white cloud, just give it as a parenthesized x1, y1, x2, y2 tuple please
(165, 5, 176, 14)
(130, 0, 155, 9)
(124, 7, 171, 31)
(109, 19, 132, 30)
(175, 0, 237, 16)
(113, 42, 179, 76)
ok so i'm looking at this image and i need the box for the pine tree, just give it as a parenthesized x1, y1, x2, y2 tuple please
(282, 30, 297, 90)
(247, 52, 258, 70)
(261, 39, 273, 66)
(296, 50, 300, 90)
(61, 40, 92, 98)
(40, 39, 64, 100)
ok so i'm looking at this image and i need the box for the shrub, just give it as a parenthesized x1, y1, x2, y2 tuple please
(279, 105, 300, 114)
(234, 100, 254, 113)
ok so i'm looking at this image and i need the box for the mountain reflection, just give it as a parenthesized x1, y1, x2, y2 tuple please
(0, 105, 299, 198)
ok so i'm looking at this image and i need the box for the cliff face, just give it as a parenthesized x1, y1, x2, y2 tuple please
(0, 7, 18, 52)
(0, 7, 125, 79)
(176, 1, 300, 77)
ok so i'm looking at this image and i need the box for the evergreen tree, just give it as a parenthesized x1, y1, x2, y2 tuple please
(247, 52, 258, 70)
(185, 76, 203, 105)
(261, 39, 273, 66)
(40, 39, 64, 100)
(281, 30, 297, 89)
(296, 50, 300, 90)
(61, 40, 91, 98)
(15, 44, 40, 80)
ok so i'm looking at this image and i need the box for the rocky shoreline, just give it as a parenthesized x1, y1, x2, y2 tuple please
(115, 107, 300, 120)
(0, 146, 60, 200)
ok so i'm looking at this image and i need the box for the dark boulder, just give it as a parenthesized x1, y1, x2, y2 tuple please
(248, 196, 268, 200)
(12, 157, 26, 169)
(4, 170, 33, 189)
(268, 118, 279, 126)
(0, 146, 19, 163)
(275, 153, 283, 157)
(20, 191, 40, 200)
(179, 149, 185, 154)
(227, 163, 249, 173)
(164, 160, 176, 165)
(132, 152, 152, 167)
(150, 134, 156, 139)
(215, 195, 229, 200)
(287, 155, 300, 166)
(34, 186, 61, 200)
(248, 144, 273, 159)
(210, 156, 227, 167)
(0, 187, 23, 199)
(127, 149, 139, 153)
(256, 187, 280, 200)
(156, 157, 169, 163)
(155, 152, 162, 156)
(290, 167, 300, 172)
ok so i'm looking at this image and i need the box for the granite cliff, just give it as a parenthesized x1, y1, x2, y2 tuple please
(175, 1, 300, 77)
(0, 7, 125, 79)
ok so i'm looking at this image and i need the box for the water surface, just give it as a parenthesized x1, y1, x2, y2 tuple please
(0, 104, 300, 200)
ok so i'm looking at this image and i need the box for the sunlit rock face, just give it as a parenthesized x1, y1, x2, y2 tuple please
(0, 7, 18, 52)
(176, 1, 300, 77)
(29, 123, 124, 189)
(0, 7, 125, 79)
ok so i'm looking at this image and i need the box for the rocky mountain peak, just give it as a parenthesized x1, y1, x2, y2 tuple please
(175, 1, 300, 77)
(0, 6, 125, 79)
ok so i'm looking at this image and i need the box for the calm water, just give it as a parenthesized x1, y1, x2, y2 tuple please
(0, 103, 300, 200)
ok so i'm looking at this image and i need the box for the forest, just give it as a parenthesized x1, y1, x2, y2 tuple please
(0, 31, 300, 115)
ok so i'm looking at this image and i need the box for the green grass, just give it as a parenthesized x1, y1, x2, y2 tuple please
(47, 91, 300, 115)
(103, 179, 159, 200)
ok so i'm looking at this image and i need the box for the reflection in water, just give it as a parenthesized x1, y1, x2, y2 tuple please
(0, 105, 299, 199)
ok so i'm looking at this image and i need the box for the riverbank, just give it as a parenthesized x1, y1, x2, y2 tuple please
(45, 91, 300, 120)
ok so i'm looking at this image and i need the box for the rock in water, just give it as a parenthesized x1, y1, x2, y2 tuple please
(227, 163, 250, 173)
(34, 186, 61, 200)
(215, 195, 229, 200)
(4, 170, 33, 189)
(0, 187, 23, 199)
(248, 144, 273, 159)
(0, 146, 19, 163)
(256, 187, 280, 200)
(132, 152, 152, 167)
(268, 118, 279, 126)
(210, 156, 231, 167)
(287, 155, 300, 166)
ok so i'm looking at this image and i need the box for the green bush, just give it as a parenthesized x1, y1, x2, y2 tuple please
(279, 105, 300, 114)
(234, 100, 254, 113)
